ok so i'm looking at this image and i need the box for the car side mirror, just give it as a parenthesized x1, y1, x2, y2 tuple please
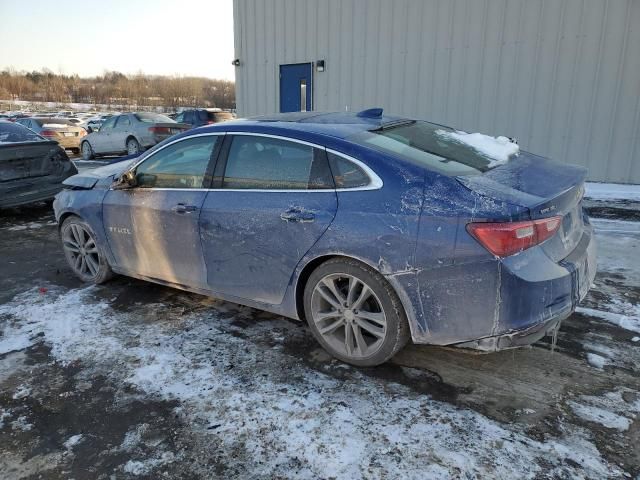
(113, 170, 137, 189)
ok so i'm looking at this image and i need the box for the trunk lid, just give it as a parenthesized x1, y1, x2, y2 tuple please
(0, 141, 64, 182)
(457, 151, 588, 261)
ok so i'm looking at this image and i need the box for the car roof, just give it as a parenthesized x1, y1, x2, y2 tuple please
(204, 109, 412, 140)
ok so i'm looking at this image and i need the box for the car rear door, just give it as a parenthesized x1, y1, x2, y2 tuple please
(110, 114, 131, 152)
(199, 133, 337, 304)
(102, 133, 223, 288)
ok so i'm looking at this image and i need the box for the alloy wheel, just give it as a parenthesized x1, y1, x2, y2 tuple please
(310, 273, 387, 359)
(62, 223, 101, 279)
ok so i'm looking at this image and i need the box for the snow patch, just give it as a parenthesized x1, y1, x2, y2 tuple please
(63, 434, 84, 450)
(576, 306, 640, 334)
(585, 182, 640, 202)
(436, 129, 519, 167)
(11, 416, 33, 431)
(586, 353, 607, 369)
(123, 452, 175, 476)
(12, 384, 31, 400)
(568, 389, 640, 432)
(0, 409, 10, 429)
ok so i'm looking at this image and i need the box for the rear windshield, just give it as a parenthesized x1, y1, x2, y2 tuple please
(37, 118, 75, 126)
(196, 111, 234, 122)
(135, 113, 174, 123)
(348, 121, 517, 175)
(0, 122, 46, 144)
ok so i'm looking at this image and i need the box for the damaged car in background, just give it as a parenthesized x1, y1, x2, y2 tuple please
(52, 109, 596, 366)
(1, 120, 77, 208)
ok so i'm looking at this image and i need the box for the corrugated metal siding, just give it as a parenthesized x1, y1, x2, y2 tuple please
(233, 0, 640, 183)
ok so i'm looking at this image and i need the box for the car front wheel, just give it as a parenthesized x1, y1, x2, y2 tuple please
(61, 216, 114, 284)
(304, 258, 410, 367)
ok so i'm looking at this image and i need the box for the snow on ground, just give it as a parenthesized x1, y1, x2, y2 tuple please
(63, 434, 84, 450)
(568, 389, 640, 432)
(0, 286, 622, 479)
(586, 353, 608, 369)
(576, 306, 640, 334)
(435, 130, 519, 167)
(585, 182, 640, 202)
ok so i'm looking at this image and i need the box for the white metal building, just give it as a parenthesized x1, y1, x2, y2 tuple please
(233, 0, 640, 183)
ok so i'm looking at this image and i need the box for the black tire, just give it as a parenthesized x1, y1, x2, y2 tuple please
(60, 215, 115, 284)
(81, 141, 94, 160)
(126, 137, 141, 155)
(303, 258, 410, 367)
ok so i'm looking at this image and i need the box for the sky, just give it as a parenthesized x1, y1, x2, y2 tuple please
(0, 0, 235, 80)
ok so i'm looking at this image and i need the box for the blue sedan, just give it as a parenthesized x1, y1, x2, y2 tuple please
(53, 109, 596, 366)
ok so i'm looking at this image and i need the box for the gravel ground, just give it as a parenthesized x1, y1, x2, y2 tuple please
(0, 202, 639, 479)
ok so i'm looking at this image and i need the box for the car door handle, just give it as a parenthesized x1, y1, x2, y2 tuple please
(280, 208, 315, 223)
(173, 203, 198, 214)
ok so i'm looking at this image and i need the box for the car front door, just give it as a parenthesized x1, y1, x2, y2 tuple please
(92, 116, 117, 154)
(199, 133, 338, 304)
(102, 133, 223, 288)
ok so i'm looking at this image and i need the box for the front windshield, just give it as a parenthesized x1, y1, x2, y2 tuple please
(348, 121, 517, 175)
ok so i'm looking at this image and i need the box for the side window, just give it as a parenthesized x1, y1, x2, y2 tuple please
(115, 115, 131, 129)
(175, 113, 184, 123)
(222, 135, 333, 190)
(135, 135, 219, 189)
(327, 152, 371, 189)
(101, 117, 117, 130)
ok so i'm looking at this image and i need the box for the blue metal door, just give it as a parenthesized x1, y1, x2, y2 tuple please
(279, 63, 312, 113)
(102, 189, 209, 288)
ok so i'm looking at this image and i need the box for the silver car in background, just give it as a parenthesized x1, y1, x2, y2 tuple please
(80, 112, 189, 159)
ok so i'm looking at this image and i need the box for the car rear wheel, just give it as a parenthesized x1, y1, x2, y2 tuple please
(81, 141, 94, 160)
(61, 216, 114, 284)
(304, 258, 410, 367)
(126, 137, 141, 155)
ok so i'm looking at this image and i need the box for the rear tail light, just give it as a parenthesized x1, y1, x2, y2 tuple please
(40, 129, 57, 137)
(79, 129, 87, 137)
(148, 126, 171, 134)
(206, 120, 215, 124)
(467, 216, 562, 257)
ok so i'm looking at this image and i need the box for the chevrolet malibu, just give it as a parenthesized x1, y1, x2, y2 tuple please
(53, 109, 596, 366)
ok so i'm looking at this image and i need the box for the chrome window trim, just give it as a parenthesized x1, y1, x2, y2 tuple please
(221, 131, 383, 192)
(117, 131, 384, 193)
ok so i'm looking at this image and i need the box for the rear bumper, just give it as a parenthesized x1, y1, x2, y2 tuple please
(0, 164, 78, 208)
(56, 136, 82, 150)
(400, 222, 597, 350)
(452, 310, 568, 351)
(0, 181, 64, 208)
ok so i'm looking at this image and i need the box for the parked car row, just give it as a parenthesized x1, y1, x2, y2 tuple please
(1, 108, 234, 157)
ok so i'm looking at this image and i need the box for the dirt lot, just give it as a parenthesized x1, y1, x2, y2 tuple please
(0, 201, 639, 479)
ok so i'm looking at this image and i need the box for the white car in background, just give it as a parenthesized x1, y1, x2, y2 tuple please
(80, 112, 189, 159)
